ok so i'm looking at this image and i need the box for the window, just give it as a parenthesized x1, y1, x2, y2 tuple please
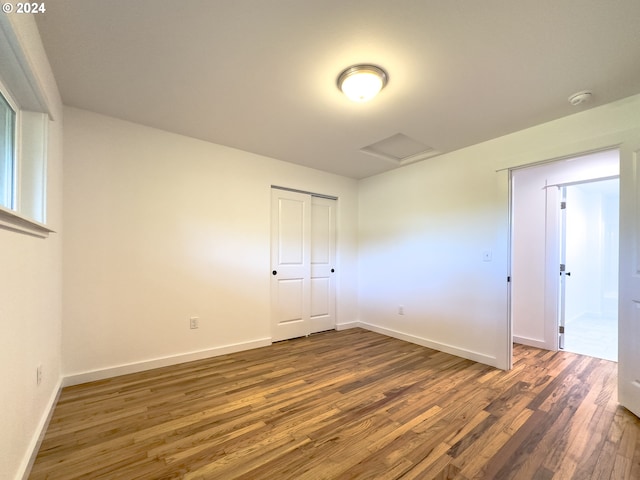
(0, 91, 16, 210)
(0, 82, 51, 236)
(0, 17, 54, 237)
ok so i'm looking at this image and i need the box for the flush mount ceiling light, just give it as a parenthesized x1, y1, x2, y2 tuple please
(337, 64, 388, 102)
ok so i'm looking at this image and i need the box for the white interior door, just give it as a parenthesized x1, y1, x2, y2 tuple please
(558, 186, 568, 350)
(543, 184, 562, 352)
(618, 140, 640, 418)
(271, 189, 311, 342)
(310, 196, 336, 333)
(511, 170, 560, 351)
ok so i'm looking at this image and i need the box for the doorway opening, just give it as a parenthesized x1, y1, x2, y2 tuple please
(558, 178, 619, 361)
(510, 149, 620, 360)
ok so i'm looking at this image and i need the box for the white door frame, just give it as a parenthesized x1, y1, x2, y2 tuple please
(557, 186, 568, 351)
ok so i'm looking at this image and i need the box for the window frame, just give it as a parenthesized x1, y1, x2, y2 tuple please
(0, 78, 52, 238)
(0, 82, 18, 212)
(0, 15, 56, 238)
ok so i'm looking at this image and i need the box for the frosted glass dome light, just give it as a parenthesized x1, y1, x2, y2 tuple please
(337, 65, 388, 102)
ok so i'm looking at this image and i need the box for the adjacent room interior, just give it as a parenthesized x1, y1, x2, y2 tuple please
(561, 178, 619, 361)
(2, 2, 640, 479)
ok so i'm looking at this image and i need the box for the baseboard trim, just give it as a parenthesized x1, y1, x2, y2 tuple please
(358, 322, 499, 367)
(513, 335, 553, 350)
(62, 338, 272, 387)
(336, 321, 360, 331)
(20, 378, 62, 480)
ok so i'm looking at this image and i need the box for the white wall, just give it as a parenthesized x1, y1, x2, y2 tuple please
(0, 15, 63, 480)
(511, 150, 619, 349)
(359, 95, 640, 370)
(62, 107, 359, 382)
(358, 145, 510, 367)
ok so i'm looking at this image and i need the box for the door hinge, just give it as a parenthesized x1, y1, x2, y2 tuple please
(559, 326, 565, 334)
(560, 201, 566, 209)
(560, 264, 566, 272)
(507, 276, 511, 282)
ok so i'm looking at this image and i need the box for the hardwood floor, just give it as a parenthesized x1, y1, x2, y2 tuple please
(30, 328, 640, 479)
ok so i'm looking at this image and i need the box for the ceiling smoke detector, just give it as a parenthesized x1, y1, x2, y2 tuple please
(568, 90, 592, 106)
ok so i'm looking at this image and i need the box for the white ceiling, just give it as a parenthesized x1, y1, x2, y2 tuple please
(35, 1, 640, 179)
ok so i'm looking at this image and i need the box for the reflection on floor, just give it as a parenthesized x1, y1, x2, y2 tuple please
(563, 313, 618, 362)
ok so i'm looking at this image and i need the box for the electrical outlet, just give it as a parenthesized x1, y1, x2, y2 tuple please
(190, 316, 199, 329)
(36, 365, 42, 386)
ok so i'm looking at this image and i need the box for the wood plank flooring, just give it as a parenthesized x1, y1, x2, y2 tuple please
(29, 328, 640, 479)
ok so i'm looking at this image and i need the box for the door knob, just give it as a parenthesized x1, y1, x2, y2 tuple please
(272, 270, 277, 275)
(331, 268, 335, 273)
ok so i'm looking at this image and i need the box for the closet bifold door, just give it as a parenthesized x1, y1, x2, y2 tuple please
(310, 196, 336, 334)
(270, 189, 311, 342)
(270, 189, 337, 342)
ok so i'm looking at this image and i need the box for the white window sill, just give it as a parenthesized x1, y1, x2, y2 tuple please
(0, 206, 54, 238)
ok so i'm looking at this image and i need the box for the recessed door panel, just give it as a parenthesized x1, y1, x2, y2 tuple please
(279, 198, 306, 265)
(311, 277, 330, 318)
(311, 202, 332, 264)
(275, 278, 305, 323)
